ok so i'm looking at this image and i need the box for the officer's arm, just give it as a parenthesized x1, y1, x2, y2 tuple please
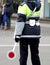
(14, 5, 26, 42)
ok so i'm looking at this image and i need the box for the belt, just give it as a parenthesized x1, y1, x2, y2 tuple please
(26, 20, 40, 26)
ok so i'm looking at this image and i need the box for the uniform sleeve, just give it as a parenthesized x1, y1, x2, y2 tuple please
(13, 22, 25, 38)
(14, 5, 26, 38)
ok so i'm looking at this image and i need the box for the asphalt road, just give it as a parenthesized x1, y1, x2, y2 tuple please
(0, 19, 50, 65)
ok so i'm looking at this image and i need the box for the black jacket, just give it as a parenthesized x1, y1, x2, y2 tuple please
(17, 2, 41, 38)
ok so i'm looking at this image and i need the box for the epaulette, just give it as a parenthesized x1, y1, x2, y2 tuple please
(20, 2, 25, 6)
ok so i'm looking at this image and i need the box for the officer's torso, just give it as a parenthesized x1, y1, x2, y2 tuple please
(18, 2, 41, 38)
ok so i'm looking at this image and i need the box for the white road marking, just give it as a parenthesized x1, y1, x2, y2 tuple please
(0, 44, 50, 47)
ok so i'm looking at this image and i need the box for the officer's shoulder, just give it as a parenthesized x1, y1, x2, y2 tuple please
(20, 2, 26, 6)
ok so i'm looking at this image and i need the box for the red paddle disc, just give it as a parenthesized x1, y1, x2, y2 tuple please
(7, 51, 16, 60)
(8, 51, 15, 58)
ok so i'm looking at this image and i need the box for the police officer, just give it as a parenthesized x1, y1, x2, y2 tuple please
(14, 0, 41, 65)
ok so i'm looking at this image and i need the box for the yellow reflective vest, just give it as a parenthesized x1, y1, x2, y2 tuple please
(18, 3, 42, 18)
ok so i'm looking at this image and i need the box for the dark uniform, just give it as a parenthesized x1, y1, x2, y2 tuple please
(14, 0, 42, 65)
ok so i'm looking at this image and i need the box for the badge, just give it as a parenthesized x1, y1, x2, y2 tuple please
(29, 20, 35, 26)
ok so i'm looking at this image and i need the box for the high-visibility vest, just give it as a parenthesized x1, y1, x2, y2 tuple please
(18, 3, 42, 18)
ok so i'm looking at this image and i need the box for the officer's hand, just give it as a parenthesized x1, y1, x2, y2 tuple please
(15, 36, 20, 42)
